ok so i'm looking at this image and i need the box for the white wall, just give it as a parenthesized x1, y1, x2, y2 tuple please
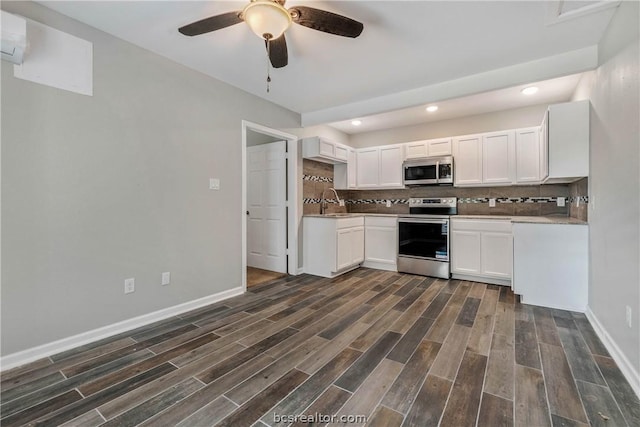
(0, 1, 300, 356)
(573, 0, 639, 390)
(348, 104, 549, 148)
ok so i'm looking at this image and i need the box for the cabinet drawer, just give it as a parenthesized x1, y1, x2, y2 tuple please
(336, 217, 365, 229)
(365, 216, 397, 227)
(451, 219, 512, 233)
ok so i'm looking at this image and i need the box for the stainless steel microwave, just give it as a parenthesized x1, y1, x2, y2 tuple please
(403, 156, 454, 186)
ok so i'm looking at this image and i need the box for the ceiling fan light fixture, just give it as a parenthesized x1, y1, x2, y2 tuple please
(242, 0, 292, 40)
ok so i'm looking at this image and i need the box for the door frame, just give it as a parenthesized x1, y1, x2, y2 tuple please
(241, 120, 299, 291)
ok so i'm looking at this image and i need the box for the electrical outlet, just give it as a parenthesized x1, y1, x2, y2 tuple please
(339, 199, 345, 207)
(386, 200, 392, 208)
(162, 272, 171, 286)
(209, 178, 220, 190)
(557, 197, 566, 207)
(626, 306, 632, 328)
(124, 278, 135, 294)
(489, 198, 496, 208)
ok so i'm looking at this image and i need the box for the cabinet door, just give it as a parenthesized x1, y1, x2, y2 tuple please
(481, 232, 512, 279)
(405, 141, 428, 159)
(356, 148, 379, 188)
(516, 128, 541, 183)
(379, 145, 404, 187)
(335, 144, 348, 161)
(365, 225, 397, 264)
(451, 230, 481, 274)
(483, 131, 515, 184)
(348, 149, 357, 188)
(335, 228, 352, 271)
(351, 226, 365, 264)
(427, 138, 452, 156)
(453, 135, 483, 185)
(319, 139, 335, 158)
(539, 111, 549, 181)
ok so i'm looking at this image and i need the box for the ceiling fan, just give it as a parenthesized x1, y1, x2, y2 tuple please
(178, 0, 364, 69)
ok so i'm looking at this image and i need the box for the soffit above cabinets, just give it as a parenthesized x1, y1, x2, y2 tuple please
(328, 73, 584, 135)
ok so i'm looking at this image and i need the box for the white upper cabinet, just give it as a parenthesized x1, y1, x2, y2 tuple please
(347, 148, 357, 188)
(302, 136, 349, 164)
(544, 100, 590, 183)
(356, 145, 404, 189)
(404, 138, 452, 159)
(540, 112, 549, 181)
(379, 145, 404, 187)
(453, 134, 483, 185)
(482, 130, 515, 185)
(356, 148, 380, 188)
(515, 127, 541, 184)
(427, 138, 453, 156)
(334, 147, 357, 190)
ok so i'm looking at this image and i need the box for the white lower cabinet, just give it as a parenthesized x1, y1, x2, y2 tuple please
(303, 216, 364, 278)
(450, 230, 481, 275)
(513, 223, 588, 311)
(363, 216, 398, 271)
(451, 218, 512, 285)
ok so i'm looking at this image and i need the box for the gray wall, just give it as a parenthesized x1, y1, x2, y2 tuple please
(573, 1, 639, 377)
(1, 2, 301, 355)
(348, 104, 549, 148)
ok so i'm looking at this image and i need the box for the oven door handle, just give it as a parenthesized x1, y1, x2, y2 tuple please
(398, 218, 448, 225)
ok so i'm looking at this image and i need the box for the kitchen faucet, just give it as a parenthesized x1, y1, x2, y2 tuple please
(320, 188, 342, 215)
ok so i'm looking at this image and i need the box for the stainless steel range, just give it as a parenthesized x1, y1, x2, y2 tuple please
(397, 197, 457, 279)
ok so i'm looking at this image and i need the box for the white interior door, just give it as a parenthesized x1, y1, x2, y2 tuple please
(247, 141, 287, 273)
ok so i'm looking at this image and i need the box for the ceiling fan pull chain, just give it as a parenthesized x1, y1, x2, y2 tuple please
(265, 37, 272, 93)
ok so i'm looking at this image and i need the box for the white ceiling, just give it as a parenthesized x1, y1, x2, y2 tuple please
(36, 1, 619, 129)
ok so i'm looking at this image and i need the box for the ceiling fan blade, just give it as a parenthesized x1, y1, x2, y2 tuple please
(266, 34, 288, 68)
(290, 6, 363, 38)
(178, 11, 243, 36)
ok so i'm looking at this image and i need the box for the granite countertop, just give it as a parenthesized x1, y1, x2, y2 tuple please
(454, 215, 587, 225)
(304, 213, 399, 218)
(303, 213, 586, 224)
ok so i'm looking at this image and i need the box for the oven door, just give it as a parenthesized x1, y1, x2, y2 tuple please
(403, 163, 438, 185)
(398, 218, 449, 261)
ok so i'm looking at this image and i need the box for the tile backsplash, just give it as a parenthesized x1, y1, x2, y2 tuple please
(303, 159, 589, 219)
(303, 159, 347, 215)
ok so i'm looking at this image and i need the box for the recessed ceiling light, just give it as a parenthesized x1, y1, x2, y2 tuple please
(426, 105, 439, 112)
(351, 120, 362, 126)
(521, 86, 539, 95)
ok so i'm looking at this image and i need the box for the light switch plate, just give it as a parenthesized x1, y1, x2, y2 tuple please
(209, 178, 220, 190)
(557, 197, 566, 207)
(124, 278, 135, 294)
(489, 198, 496, 208)
(162, 272, 170, 286)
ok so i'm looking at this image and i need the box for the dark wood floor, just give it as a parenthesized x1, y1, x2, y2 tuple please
(1, 269, 639, 426)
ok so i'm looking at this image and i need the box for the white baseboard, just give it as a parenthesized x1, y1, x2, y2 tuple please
(296, 267, 305, 275)
(585, 306, 640, 399)
(0, 286, 244, 372)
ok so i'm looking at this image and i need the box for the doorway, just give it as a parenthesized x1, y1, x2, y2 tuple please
(242, 121, 298, 290)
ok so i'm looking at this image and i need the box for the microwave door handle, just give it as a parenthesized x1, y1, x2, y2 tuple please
(435, 161, 440, 182)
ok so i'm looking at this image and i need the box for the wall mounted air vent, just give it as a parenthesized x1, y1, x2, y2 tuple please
(1, 11, 27, 64)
